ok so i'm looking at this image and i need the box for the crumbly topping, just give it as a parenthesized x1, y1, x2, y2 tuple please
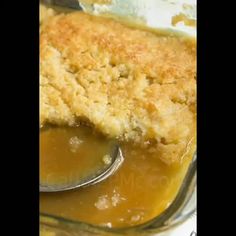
(40, 11, 196, 164)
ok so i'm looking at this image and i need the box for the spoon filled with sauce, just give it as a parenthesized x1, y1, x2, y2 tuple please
(40, 125, 123, 192)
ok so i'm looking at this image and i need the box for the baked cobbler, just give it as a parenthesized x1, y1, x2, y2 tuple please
(40, 4, 196, 227)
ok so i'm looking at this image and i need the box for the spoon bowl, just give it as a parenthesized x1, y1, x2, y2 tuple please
(40, 125, 124, 193)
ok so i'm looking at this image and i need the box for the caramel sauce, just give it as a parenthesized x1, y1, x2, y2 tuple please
(40, 126, 195, 228)
(40, 126, 115, 188)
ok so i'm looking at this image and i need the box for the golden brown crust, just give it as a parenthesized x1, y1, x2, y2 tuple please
(40, 11, 196, 164)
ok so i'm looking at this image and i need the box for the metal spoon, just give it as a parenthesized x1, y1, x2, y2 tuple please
(40, 145, 123, 192)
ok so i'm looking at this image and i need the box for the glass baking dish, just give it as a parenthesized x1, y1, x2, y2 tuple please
(40, 157, 196, 235)
(40, 1, 196, 235)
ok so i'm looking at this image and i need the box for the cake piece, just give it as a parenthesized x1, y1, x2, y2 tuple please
(40, 11, 196, 164)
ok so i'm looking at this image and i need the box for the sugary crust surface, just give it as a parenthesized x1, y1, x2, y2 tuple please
(40, 11, 196, 164)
